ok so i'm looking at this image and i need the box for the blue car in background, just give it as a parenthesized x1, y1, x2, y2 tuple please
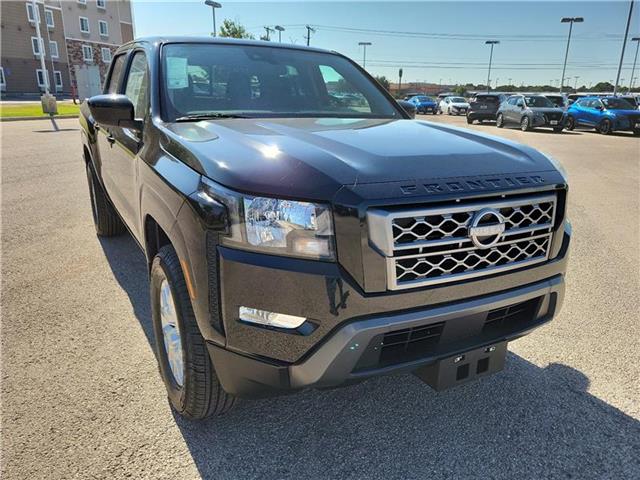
(407, 95, 438, 114)
(566, 96, 640, 135)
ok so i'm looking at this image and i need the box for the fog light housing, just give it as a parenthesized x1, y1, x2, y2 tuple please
(239, 307, 307, 330)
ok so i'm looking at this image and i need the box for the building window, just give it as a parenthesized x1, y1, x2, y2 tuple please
(97, 0, 106, 9)
(45, 9, 54, 28)
(99, 20, 109, 37)
(49, 41, 59, 59)
(54, 71, 63, 89)
(31, 36, 43, 56)
(36, 69, 49, 88)
(79, 16, 90, 33)
(26, 3, 38, 23)
(101, 47, 112, 63)
(0, 67, 6, 88)
(82, 45, 93, 62)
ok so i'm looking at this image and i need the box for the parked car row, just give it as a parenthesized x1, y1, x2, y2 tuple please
(405, 92, 640, 136)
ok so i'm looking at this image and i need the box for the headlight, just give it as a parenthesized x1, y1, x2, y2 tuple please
(198, 177, 335, 261)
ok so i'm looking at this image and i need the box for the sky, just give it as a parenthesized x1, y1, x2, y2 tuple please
(131, 0, 640, 88)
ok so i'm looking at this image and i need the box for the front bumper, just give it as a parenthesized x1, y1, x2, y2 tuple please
(467, 111, 497, 120)
(532, 116, 564, 128)
(209, 275, 565, 398)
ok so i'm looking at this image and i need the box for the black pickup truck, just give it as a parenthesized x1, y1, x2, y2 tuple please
(80, 37, 571, 420)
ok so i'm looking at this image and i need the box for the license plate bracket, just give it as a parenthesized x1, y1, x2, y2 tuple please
(413, 342, 508, 391)
(550, 120, 559, 125)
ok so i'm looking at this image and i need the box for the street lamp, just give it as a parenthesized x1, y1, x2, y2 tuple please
(559, 17, 584, 94)
(204, 0, 222, 37)
(485, 40, 499, 93)
(358, 42, 372, 69)
(629, 37, 640, 92)
(614, 0, 635, 95)
(275, 25, 285, 43)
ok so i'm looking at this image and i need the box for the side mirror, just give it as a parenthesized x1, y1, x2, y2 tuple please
(397, 100, 417, 119)
(595, 105, 603, 111)
(87, 94, 142, 130)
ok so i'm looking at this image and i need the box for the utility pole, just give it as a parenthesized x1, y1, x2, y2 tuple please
(204, 1, 222, 37)
(274, 25, 285, 43)
(358, 41, 372, 69)
(629, 38, 640, 92)
(560, 16, 584, 94)
(304, 25, 315, 46)
(31, 0, 49, 94)
(574, 76, 580, 91)
(263, 26, 275, 41)
(485, 40, 499, 93)
(614, 0, 634, 95)
(398, 68, 403, 97)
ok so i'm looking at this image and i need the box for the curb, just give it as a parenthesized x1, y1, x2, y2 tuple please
(0, 114, 79, 122)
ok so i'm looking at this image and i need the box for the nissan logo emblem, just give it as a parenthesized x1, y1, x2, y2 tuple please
(468, 208, 505, 248)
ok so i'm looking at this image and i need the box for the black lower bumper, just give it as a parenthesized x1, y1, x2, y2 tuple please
(467, 111, 497, 121)
(208, 275, 565, 398)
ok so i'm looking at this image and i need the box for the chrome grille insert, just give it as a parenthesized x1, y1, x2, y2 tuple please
(367, 194, 556, 290)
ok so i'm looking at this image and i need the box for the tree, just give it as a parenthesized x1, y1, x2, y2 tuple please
(219, 19, 254, 39)
(591, 81, 614, 92)
(453, 85, 467, 96)
(374, 75, 390, 91)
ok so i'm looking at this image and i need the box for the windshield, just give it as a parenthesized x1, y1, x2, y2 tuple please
(545, 96, 563, 106)
(161, 43, 400, 121)
(524, 96, 554, 108)
(602, 98, 634, 110)
(450, 97, 466, 103)
(414, 96, 432, 102)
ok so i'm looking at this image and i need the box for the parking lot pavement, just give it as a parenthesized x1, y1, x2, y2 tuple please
(2, 118, 639, 479)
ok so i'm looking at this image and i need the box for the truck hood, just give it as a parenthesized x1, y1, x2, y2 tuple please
(162, 117, 558, 202)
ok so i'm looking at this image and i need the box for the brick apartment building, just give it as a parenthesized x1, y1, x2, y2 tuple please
(1, 0, 134, 99)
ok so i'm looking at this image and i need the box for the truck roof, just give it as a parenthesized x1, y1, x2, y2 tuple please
(121, 36, 334, 55)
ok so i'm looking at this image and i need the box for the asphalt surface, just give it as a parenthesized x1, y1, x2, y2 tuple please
(2, 116, 639, 479)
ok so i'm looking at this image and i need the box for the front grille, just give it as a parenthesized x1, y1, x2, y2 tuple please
(543, 112, 563, 122)
(368, 194, 556, 290)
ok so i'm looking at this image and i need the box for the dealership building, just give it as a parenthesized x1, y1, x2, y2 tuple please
(1, 0, 133, 100)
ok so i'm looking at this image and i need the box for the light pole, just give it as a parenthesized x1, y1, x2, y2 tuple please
(629, 37, 640, 92)
(358, 41, 372, 69)
(275, 25, 285, 43)
(574, 75, 580, 91)
(485, 40, 499, 93)
(304, 25, 315, 46)
(614, 0, 634, 95)
(263, 26, 274, 41)
(560, 16, 584, 94)
(204, 0, 221, 37)
(31, 0, 49, 93)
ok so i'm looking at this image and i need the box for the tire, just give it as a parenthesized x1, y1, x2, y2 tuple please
(520, 116, 531, 132)
(553, 127, 563, 133)
(496, 113, 504, 128)
(466, 116, 473, 124)
(633, 129, 640, 136)
(565, 116, 576, 131)
(597, 119, 612, 135)
(85, 162, 125, 237)
(150, 245, 236, 420)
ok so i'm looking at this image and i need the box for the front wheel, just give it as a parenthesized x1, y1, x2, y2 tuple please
(565, 116, 576, 131)
(597, 119, 612, 135)
(553, 127, 563, 133)
(633, 128, 640, 136)
(151, 245, 236, 420)
(496, 113, 504, 128)
(520, 116, 531, 132)
(466, 117, 474, 124)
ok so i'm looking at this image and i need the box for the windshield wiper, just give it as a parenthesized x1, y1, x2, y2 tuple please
(174, 113, 248, 122)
